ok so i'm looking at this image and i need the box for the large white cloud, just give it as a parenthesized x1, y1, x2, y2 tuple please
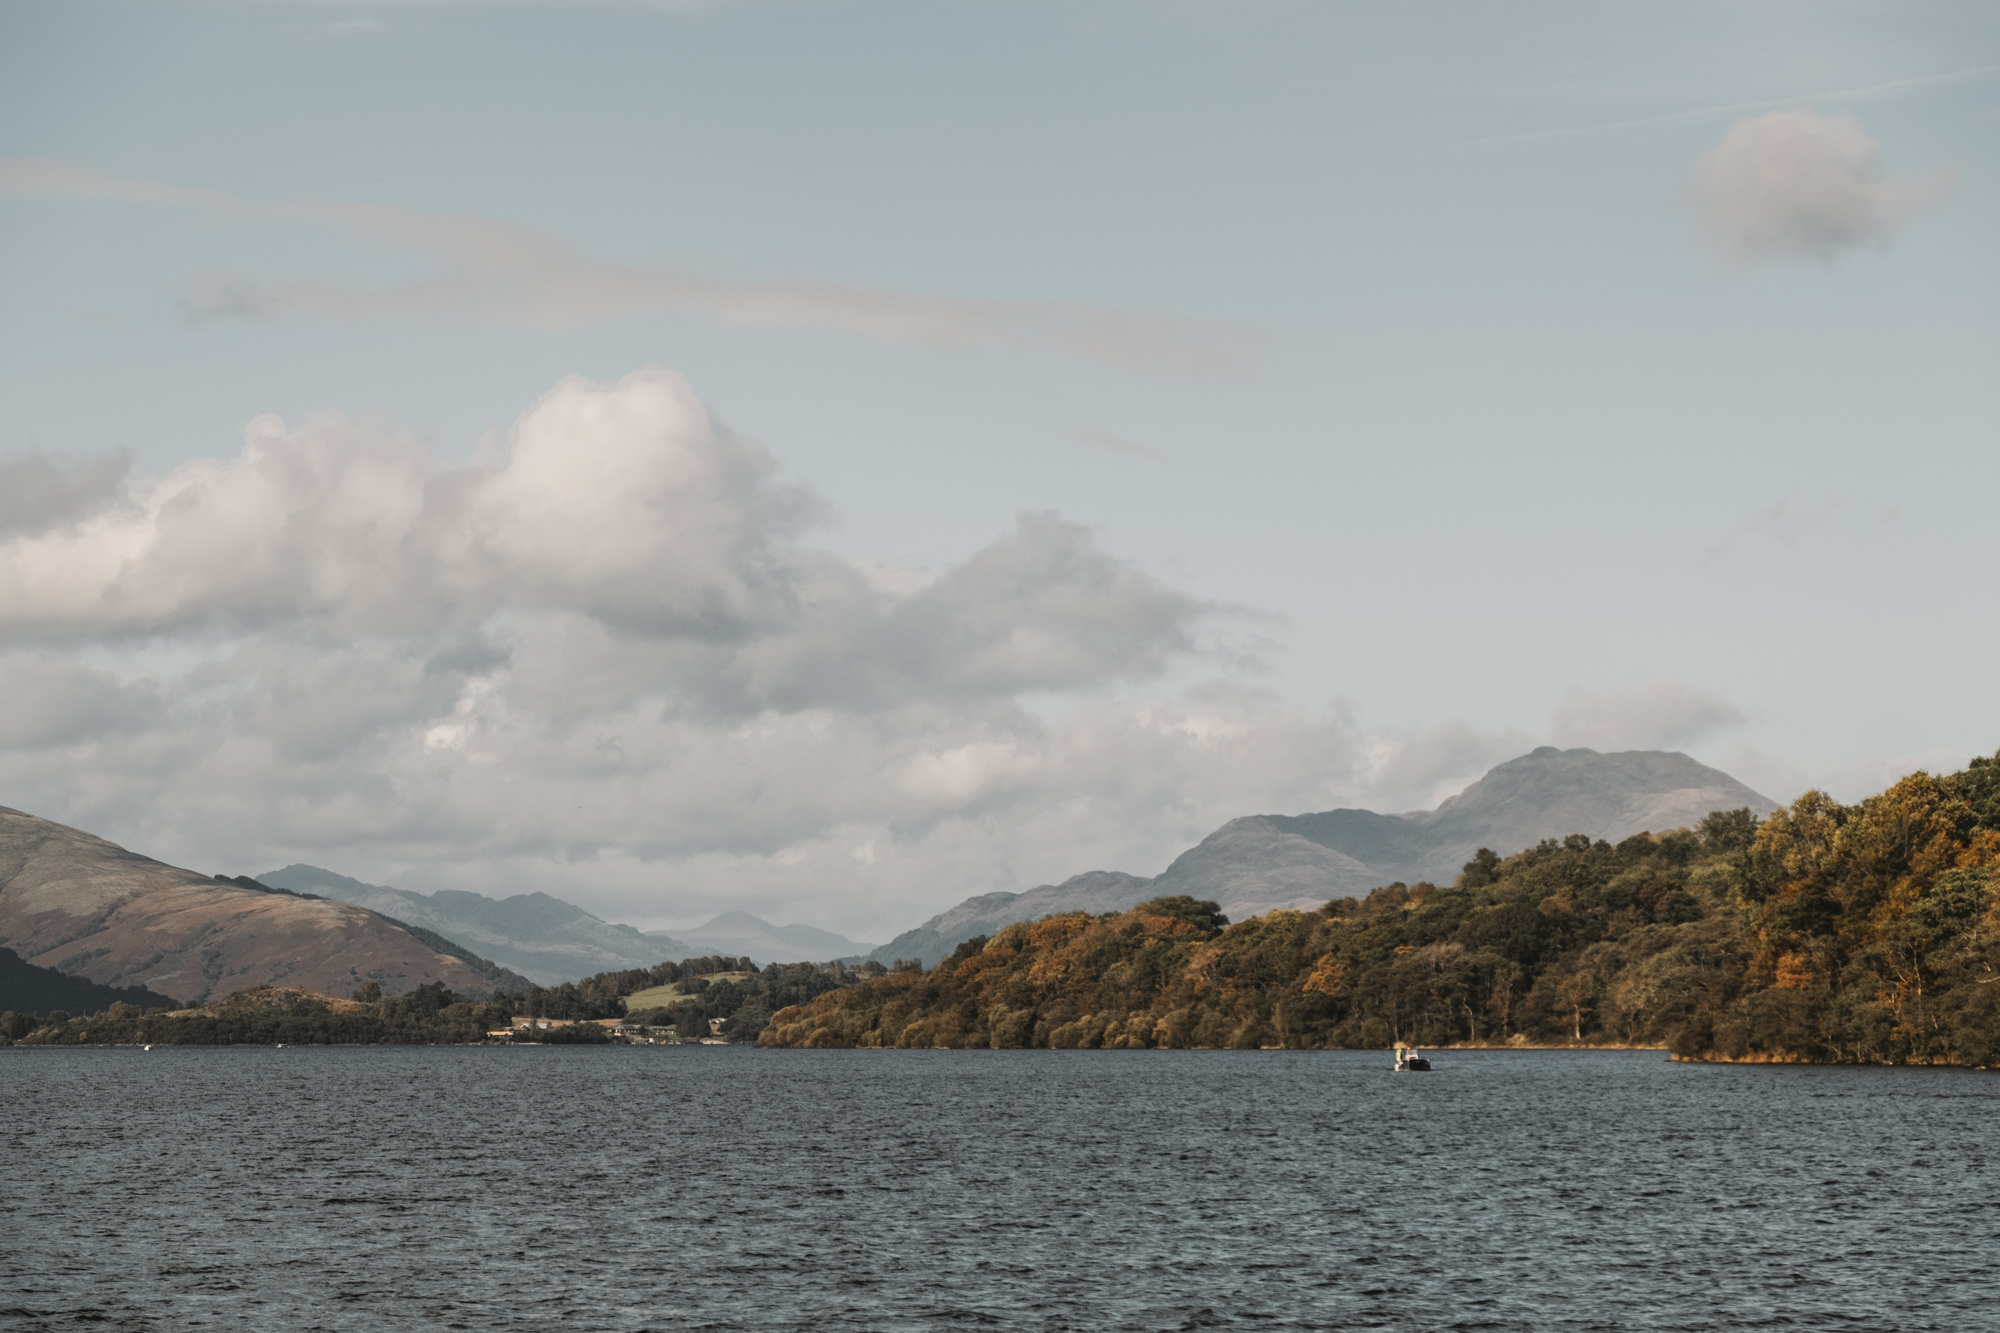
(0, 366, 1522, 937)
(1689, 110, 1951, 262)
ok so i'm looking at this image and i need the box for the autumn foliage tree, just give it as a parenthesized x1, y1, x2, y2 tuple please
(760, 752, 2000, 1065)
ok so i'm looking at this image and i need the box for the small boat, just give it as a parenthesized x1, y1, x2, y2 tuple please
(1393, 1043, 1431, 1072)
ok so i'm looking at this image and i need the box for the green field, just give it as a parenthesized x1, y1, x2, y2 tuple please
(622, 972, 753, 1014)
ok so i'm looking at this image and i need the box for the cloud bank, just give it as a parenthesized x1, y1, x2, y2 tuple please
(0, 158, 1239, 378)
(1550, 680, 1745, 754)
(1689, 110, 1951, 262)
(0, 367, 1516, 936)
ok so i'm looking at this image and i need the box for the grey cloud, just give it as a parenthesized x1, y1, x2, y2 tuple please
(226, 640, 475, 763)
(0, 655, 161, 749)
(1364, 720, 1538, 815)
(0, 448, 132, 538)
(2, 158, 1242, 378)
(1550, 681, 1745, 753)
(879, 513, 1201, 698)
(1689, 111, 1951, 262)
(0, 664, 1435, 939)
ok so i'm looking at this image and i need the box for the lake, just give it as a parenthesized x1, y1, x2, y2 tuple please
(3, 1047, 1993, 1331)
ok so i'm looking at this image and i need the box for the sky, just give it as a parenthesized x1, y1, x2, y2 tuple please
(1, 0, 1996, 942)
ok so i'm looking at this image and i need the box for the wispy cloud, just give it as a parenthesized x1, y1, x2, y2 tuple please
(1474, 62, 2000, 147)
(0, 158, 1243, 379)
(1701, 494, 1841, 561)
(1072, 430, 1169, 462)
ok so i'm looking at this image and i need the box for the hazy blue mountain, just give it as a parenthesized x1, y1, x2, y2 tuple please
(868, 747, 1779, 967)
(669, 910, 876, 965)
(256, 865, 696, 987)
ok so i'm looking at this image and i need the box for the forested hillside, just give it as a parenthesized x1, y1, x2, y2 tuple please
(505, 954, 871, 1041)
(0, 946, 176, 1017)
(761, 753, 2000, 1065)
(3, 982, 513, 1046)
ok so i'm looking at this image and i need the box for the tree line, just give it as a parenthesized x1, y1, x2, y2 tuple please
(758, 751, 2000, 1065)
(1, 955, 875, 1046)
(513, 957, 875, 1041)
(2, 981, 513, 1046)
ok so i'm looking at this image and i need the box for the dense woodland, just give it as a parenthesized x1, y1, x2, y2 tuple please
(0, 946, 175, 1017)
(0, 955, 872, 1046)
(760, 752, 2000, 1065)
(2, 981, 514, 1046)
(515, 955, 875, 1041)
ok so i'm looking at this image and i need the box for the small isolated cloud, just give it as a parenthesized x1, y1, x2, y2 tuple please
(1550, 680, 1745, 753)
(0, 158, 1241, 379)
(1689, 110, 1952, 262)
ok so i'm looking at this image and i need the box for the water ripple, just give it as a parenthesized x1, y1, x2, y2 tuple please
(3, 1048, 1994, 1331)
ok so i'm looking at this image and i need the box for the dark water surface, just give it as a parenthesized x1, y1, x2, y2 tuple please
(3, 1048, 1994, 1331)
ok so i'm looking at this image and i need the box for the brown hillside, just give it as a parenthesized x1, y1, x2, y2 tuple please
(0, 806, 502, 1004)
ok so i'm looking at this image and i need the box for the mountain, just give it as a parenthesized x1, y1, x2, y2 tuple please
(1, 945, 176, 1017)
(868, 871, 1152, 969)
(867, 747, 1779, 967)
(256, 865, 698, 987)
(0, 805, 526, 1004)
(667, 910, 876, 966)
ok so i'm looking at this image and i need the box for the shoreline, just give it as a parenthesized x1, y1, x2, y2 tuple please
(1669, 1050, 1996, 1069)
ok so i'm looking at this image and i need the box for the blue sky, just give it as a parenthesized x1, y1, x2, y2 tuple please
(2, 1, 1995, 936)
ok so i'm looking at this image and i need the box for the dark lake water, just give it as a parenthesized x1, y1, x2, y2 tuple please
(3, 1047, 1994, 1331)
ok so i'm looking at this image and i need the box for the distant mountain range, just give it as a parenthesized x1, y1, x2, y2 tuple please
(670, 910, 875, 968)
(256, 865, 697, 986)
(0, 806, 528, 1005)
(257, 866, 875, 983)
(1, 746, 1768, 1005)
(867, 747, 1778, 967)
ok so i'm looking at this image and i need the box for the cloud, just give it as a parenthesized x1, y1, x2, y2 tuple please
(1357, 719, 1539, 814)
(0, 158, 1240, 378)
(1550, 680, 1745, 753)
(1700, 493, 1840, 561)
(0, 655, 160, 750)
(1476, 61, 2000, 146)
(1818, 748, 1975, 805)
(0, 369, 1205, 713)
(1689, 110, 1951, 262)
(0, 448, 132, 538)
(0, 365, 1506, 937)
